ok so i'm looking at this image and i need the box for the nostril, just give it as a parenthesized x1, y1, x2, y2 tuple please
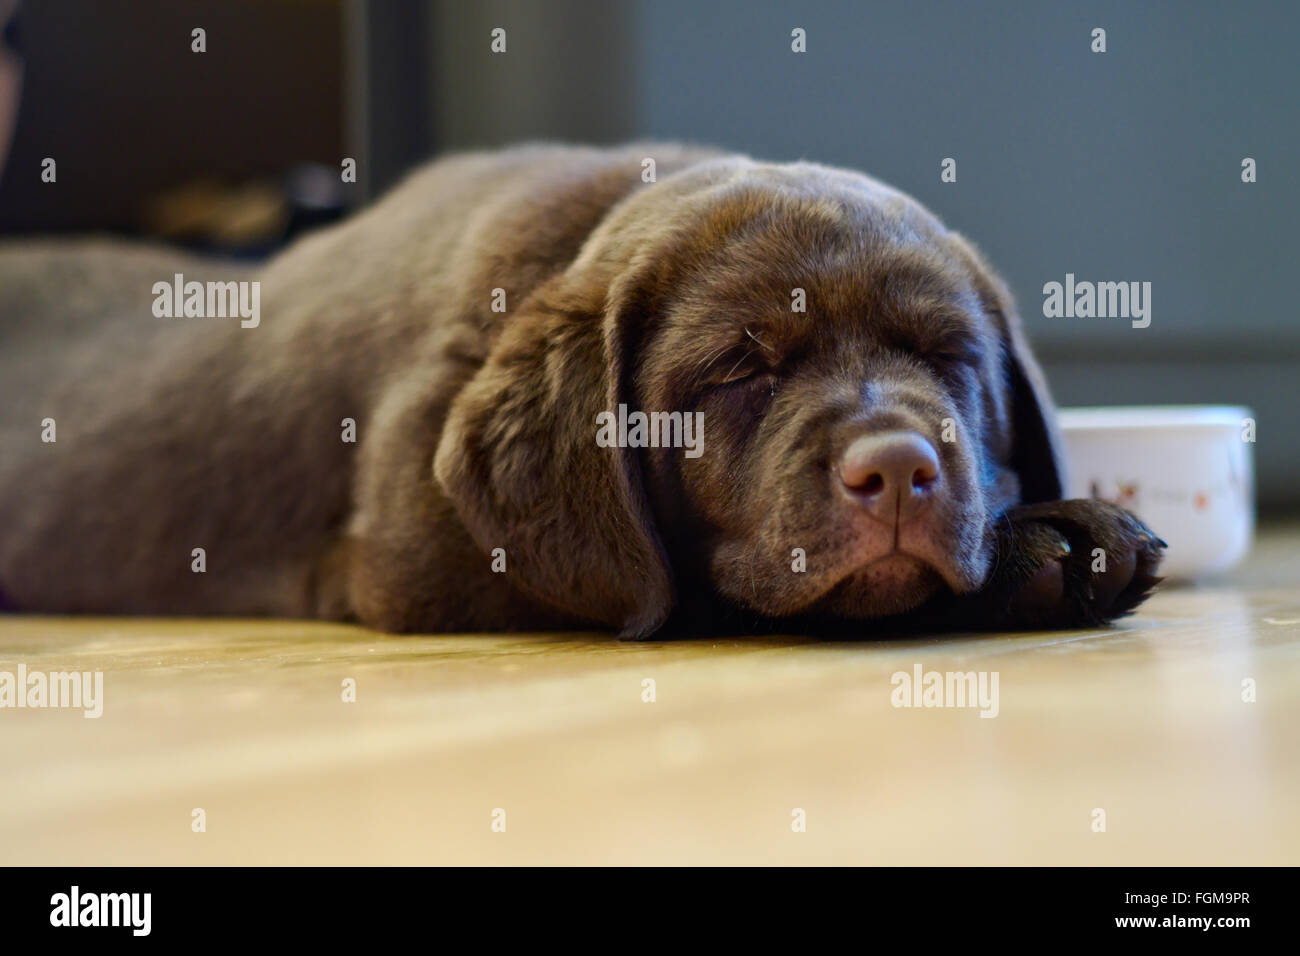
(859, 472, 885, 496)
(911, 464, 939, 491)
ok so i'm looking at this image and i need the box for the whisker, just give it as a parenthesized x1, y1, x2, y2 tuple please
(697, 342, 732, 375)
(745, 326, 775, 353)
(722, 348, 757, 382)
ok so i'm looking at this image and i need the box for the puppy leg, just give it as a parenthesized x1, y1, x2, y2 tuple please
(948, 499, 1165, 629)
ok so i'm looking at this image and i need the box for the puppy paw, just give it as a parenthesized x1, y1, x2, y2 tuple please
(975, 499, 1166, 628)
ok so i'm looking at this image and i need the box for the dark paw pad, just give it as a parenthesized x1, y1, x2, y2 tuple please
(996, 499, 1166, 628)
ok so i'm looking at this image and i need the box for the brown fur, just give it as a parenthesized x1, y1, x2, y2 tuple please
(0, 143, 1163, 636)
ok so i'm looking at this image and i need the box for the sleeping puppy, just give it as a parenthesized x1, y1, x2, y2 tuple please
(0, 143, 1163, 637)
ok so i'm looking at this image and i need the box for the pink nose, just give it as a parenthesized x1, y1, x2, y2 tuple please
(839, 431, 941, 521)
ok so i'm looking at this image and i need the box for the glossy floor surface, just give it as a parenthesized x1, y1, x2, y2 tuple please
(2, 525, 1297, 865)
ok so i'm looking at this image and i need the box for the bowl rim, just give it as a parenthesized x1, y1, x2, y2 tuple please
(1057, 404, 1253, 430)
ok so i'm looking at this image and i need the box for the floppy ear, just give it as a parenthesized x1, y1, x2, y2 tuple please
(948, 234, 1065, 504)
(997, 299, 1065, 503)
(432, 266, 675, 638)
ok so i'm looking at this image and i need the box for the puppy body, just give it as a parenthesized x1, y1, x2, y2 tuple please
(0, 145, 685, 626)
(0, 144, 1162, 635)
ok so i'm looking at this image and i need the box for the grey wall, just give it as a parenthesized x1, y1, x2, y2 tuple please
(634, 0, 1298, 348)
(353, 0, 638, 199)
(419, 0, 1298, 509)
(629, 0, 1300, 508)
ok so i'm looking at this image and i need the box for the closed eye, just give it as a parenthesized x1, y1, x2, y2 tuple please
(709, 370, 780, 423)
(927, 343, 982, 369)
(918, 327, 985, 370)
(725, 369, 778, 392)
(699, 345, 771, 388)
(887, 306, 986, 371)
(696, 323, 787, 389)
(712, 363, 763, 387)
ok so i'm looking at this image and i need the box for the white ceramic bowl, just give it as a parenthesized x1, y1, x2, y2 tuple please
(1057, 405, 1255, 580)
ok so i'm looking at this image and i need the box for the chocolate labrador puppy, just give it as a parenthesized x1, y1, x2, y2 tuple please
(0, 143, 1163, 637)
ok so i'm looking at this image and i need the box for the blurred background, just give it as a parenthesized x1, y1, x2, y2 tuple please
(1, 0, 1295, 509)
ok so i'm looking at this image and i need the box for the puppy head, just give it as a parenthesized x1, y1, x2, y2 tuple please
(435, 158, 1062, 636)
